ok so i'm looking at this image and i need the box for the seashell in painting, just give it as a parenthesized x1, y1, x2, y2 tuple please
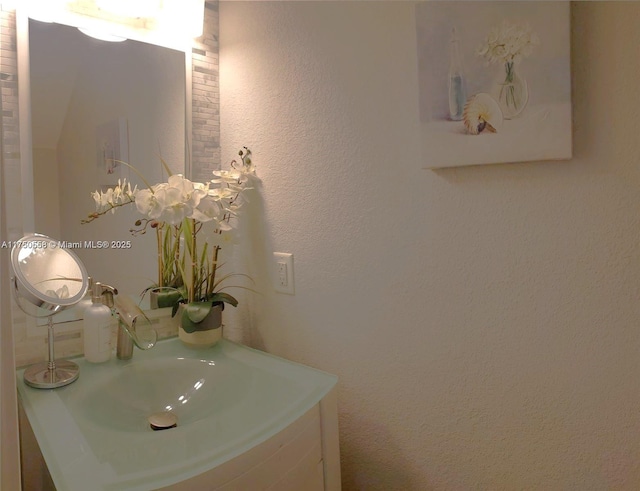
(463, 93, 504, 135)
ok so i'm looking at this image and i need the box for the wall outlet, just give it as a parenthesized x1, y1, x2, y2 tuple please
(273, 252, 295, 294)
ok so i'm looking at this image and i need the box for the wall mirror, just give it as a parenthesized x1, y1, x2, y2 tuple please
(26, 18, 188, 296)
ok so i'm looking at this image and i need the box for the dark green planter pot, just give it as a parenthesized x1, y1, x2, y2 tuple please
(177, 303, 222, 349)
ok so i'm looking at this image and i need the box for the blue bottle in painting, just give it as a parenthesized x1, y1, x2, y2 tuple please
(448, 27, 467, 121)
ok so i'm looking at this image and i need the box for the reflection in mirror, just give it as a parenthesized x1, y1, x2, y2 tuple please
(29, 19, 187, 295)
(13, 239, 86, 306)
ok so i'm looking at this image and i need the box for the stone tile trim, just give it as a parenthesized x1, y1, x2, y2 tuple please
(191, 0, 220, 184)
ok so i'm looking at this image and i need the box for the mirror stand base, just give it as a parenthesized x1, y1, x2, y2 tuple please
(24, 360, 79, 389)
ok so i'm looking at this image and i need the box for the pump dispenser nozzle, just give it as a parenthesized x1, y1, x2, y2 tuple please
(91, 282, 102, 303)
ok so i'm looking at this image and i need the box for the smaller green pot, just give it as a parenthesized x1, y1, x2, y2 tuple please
(150, 289, 182, 309)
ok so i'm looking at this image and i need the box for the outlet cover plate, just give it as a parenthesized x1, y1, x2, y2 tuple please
(273, 252, 294, 294)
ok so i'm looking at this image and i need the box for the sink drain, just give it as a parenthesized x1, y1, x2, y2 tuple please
(148, 411, 178, 431)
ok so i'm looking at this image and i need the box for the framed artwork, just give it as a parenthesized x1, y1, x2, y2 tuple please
(96, 117, 129, 187)
(416, 2, 572, 169)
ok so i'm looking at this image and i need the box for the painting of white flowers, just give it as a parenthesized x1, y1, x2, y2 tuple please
(416, 2, 571, 169)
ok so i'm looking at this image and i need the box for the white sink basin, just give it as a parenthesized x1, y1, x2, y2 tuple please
(74, 357, 246, 432)
(17, 338, 337, 491)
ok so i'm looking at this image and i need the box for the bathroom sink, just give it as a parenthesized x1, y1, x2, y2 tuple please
(73, 357, 247, 432)
(17, 338, 337, 491)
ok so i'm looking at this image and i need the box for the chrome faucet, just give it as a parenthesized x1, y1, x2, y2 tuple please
(113, 295, 157, 360)
(116, 318, 135, 360)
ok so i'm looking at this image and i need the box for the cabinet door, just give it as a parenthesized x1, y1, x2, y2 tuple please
(216, 406, 323, 490)
(160, 405, 323, 491)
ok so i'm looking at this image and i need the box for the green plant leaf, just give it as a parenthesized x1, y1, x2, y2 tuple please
(180, 301, 217, 333)
(207, 292, 238, 308)
(185, 301, 213, 323)
(156, 290, 182, 308)
(158, 155, 174, 177)
(182, 218, 194, 254)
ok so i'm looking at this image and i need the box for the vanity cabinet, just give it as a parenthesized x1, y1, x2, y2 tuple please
(160, 392, 339, 490)
(18, 339, 341, 490)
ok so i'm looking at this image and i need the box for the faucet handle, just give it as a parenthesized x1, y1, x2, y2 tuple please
(101, 284, 117, 308)
(93, 283, 118, 308)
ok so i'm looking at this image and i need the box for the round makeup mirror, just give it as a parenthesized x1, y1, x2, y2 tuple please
(11, 233, 89, 388)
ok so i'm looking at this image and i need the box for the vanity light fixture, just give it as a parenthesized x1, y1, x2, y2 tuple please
(158, 0, 205, 38)
(20, 0, 67, 23)
(95, 0, 162, 19)
(20, 0, 205, 50)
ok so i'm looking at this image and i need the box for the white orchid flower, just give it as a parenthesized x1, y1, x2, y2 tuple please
(132, 176, 210, 225)
(209, 187, 236, 201)
(94, 188, 117, 213)
(91, 178, 136, 215)
(134, 187, 164, 219)
(91, 190, 102, 208)
(83, 150, 257, 308)
(211, 169, 242, 185)
(154, 186, 190, 225)
(190, 195, 224, 223)
(167, 175, 206, 207)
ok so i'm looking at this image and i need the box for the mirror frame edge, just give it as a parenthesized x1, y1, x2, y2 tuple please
(16, 9, 34, 233)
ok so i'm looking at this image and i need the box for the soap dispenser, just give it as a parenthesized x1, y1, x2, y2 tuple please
(83, 281, 113, 363)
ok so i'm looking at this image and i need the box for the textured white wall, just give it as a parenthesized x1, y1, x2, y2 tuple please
(221, 2, 640, 489)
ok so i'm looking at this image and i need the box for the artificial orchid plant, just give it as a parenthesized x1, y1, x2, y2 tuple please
(82, 148, 257, 332)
